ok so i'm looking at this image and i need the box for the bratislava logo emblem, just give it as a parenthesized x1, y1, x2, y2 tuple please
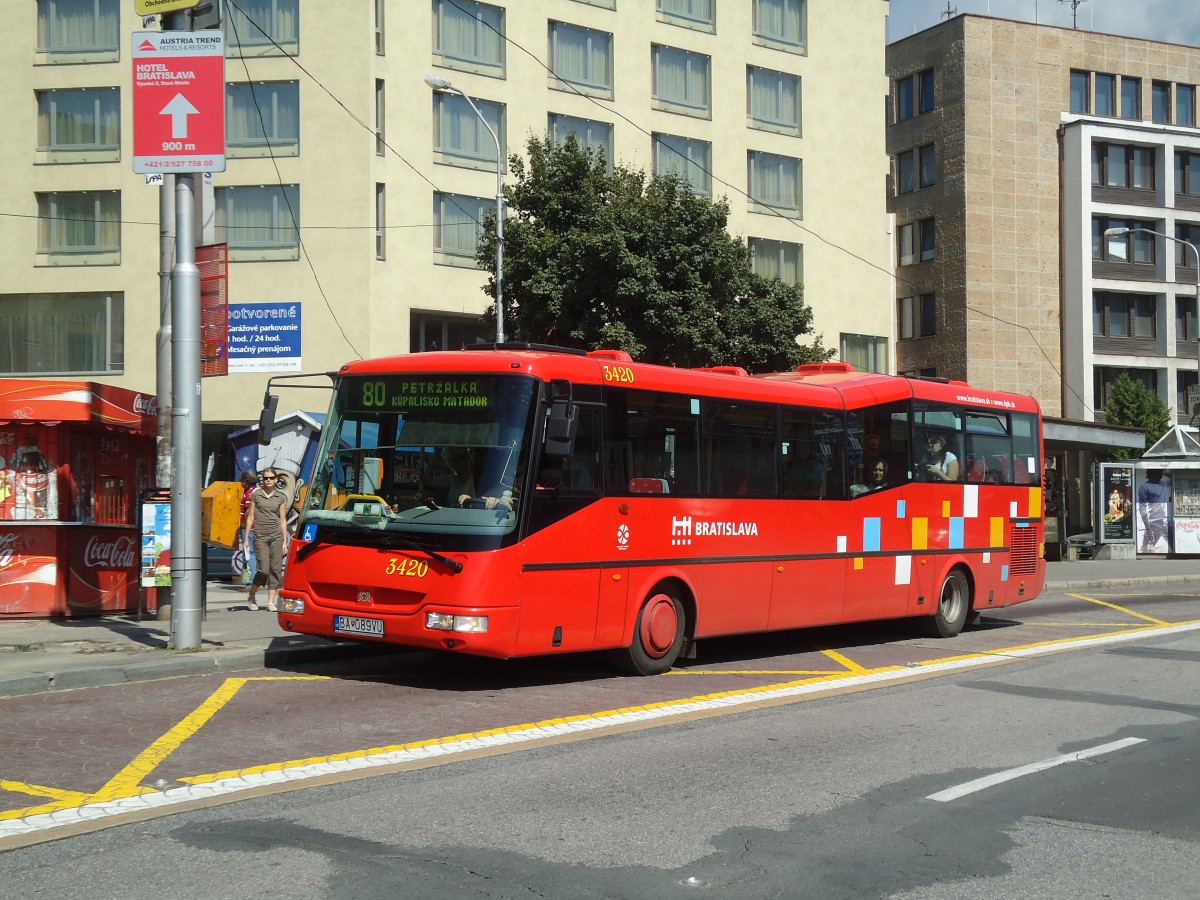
(616, 523, 630, 549)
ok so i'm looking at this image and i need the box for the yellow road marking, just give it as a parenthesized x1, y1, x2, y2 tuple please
(1070, 593, 1170, 626)
(0, 780, 88, 803)
(818, 647, 870, 674)
(667, 669, 841, 676)
(0, 674, 329, 822)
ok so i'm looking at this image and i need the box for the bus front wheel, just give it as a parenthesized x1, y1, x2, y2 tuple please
(919, 568, 970, 638)
(611, 588, 685, 676)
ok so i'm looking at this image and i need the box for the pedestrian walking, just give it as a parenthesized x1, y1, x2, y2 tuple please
(243, 467, 290, 612)
(238, 470, 260, 608)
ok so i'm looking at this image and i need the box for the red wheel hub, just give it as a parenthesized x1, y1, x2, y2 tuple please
(640, 594, 678, 658)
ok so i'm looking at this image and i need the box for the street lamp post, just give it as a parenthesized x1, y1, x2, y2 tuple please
(424, 73, 505, 344)
(1103, 225, 1200, 422)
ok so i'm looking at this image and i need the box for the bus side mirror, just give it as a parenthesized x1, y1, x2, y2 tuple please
(544, 380, 577, 458)
(257, 394, 279, 445)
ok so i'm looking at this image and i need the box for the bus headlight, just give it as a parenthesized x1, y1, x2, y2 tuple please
(280, 597, 304, 614)
(426, 612, 489, 633)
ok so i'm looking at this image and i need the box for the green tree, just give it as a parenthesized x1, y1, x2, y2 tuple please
(475, 135, 832, 372)
(1103, 371, 1171, 460)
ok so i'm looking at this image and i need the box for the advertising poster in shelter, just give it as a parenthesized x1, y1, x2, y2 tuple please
(1099, 463, 1134, 542)
(1134, 466, 1174, 554)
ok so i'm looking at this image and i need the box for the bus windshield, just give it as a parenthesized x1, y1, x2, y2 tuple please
(300, 374, 538, 546)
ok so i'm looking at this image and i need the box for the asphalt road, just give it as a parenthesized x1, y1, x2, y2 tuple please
(1, 583, 1198, 898)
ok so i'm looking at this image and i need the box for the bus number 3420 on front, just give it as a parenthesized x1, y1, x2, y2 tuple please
(385, 557, 429, 577)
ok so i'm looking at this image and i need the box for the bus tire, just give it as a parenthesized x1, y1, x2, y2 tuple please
(611, 588, 685, 676)
(919, 567, 970, 638)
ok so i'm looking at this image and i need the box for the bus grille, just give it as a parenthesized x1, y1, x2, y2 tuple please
(1009, 526, 1039, 576)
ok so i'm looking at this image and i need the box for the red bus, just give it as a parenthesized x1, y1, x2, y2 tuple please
(268, 345, 1044, 675)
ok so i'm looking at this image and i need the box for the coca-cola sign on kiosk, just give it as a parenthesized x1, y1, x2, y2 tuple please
(0, 528, 59, 616)
(69, 530, 139, 612)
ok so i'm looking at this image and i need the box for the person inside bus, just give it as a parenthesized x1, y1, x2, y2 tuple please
(867, 458, 889, 491)
(921, 432, 960, 482)
(447, 448, 478, 507)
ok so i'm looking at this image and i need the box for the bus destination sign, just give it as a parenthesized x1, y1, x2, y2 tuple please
(355, 378, 492, 411)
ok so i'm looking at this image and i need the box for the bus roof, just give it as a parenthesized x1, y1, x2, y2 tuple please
(338, 346, 1041, 416)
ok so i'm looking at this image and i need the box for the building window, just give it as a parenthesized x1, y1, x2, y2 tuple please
(898, 218, 935, 266)
(748, 151, 802, 214)
(36, 0, 119, 59)
(549, 113, 614, 172)
(0, 292, 123, 375)
(226, 81, 299, 157)
(1178, 84, 1196, 127)
(896, 144, 935, 194)
(434, 192, 490, 263)
(1177, 297, 1198, 342)
(841, 334, 887, 374)
(1175, 223, 1200, 272)
(375, 79, 385, 156)
(215, 185, 300, 261)
(410, 311, 491, 352)
(753, 0, 806, 52)
(36, 88, 119, 159)
(432, 92, 505, 171)
(36, 191, 120, 265)
(433, 0, 504, 76)
(1090, 142, 1154, 190)
(1176, 151, 1200, 197)
(375, 0, 385, 54)
(657, 0, 715, 30)
(224, 0, 299, 55)
(653, 133, 712, 196)
(1153, 81, 1171, 124)
(1070, 70, 1090, 114)
(1094, 73, 1116, 117)
(549, 22, 613, 98)
(652, 45, 711, 117)
(1093, 292, 1155, 338)
(375, 183, 386, 260)
(899, 293, 936, 340)
(896, 68, 935, 122)
(749, 238, 802, 285)
(747, 66, 800, 135)
(1095, 367, 1157, 411)
(1094, 218, 1154, 264)
(1120, 76, 1140, 119)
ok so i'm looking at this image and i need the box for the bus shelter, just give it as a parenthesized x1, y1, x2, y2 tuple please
(1096, 426, 1200, 557)
(0, 381, 155, 618)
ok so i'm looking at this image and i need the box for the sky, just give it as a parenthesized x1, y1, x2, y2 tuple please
(887, 0, 1200, 47)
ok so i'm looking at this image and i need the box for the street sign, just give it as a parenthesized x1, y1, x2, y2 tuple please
(131, 31, 225, 174)
(135, 0, 200, 15)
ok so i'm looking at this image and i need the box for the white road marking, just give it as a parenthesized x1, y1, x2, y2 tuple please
(926, 736, 1148, 802)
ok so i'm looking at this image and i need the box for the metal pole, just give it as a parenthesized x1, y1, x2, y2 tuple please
(170, 173, 203, 650)
(452, 88, 504, 344)
(154, 174, 175, 622)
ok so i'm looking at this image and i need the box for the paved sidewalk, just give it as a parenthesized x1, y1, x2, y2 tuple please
(0, 559, 1196, 698)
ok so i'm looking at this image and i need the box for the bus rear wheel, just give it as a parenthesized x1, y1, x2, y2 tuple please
(919, 568, 970, 638)
(611, 588, 685, 676)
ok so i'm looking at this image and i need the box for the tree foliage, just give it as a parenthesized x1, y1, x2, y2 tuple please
(1102, 371, 1171, 460)
(475, 135, 831, 372)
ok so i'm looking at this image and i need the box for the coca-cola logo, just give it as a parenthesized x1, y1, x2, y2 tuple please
(0, 533, 18, 568)
(134, 395, 158, 417)
(11, 407, 34, 421)
(83, 535, 137, 570)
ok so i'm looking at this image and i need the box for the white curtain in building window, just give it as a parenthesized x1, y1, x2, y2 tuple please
(216, 186, 299, 248)
(38, 0, 119, 51)
(38, 192, 119, 251)
(438, 0, 502, 64)
(38, 89, 119, 148)
(437, 94, 501, 163)
(754, 0, 802, 44)
(226, 82, 299, 146)
(226, 0, 298, 46)
(654, 46, 709, 109)
(549, 114, 614, 169)
(655, 134, 711, 195)
(748, 67, 798, 126)
(435, 193, 488, 256)
(750, 238, 801, 284)
(660, 0, 714, 21)
(0, 292, 119, 374)
(749, 152, 800, 210)
(553, 24, 610, 88)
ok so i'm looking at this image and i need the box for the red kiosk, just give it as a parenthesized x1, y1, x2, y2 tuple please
(0, 381, 155, 618)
